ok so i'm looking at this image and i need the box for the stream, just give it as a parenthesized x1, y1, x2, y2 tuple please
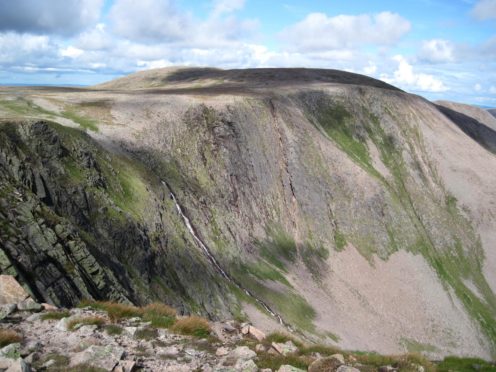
(162, 181, 289, 328)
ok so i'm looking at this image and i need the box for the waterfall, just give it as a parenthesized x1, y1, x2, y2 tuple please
(162, 181, 288, 327)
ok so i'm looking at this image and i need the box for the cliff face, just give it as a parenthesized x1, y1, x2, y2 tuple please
(1, 68, 495, 359)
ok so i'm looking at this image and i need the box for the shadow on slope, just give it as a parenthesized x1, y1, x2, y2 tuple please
(437, 104, 496, 155)
(163, 68, 401, 91)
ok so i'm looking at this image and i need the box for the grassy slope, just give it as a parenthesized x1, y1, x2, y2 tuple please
(305, 95, 496, 355)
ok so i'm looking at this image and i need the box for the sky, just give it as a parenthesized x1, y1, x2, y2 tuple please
(0, 0, 495, 106)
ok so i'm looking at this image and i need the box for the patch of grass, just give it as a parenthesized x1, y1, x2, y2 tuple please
(143, 302, 176, 317)
(264, 332, 304, 348)
(301, 241, 329, 279)
(312, 102, 377, 175)
(171, 316, 211, 338)
(67, 316, 105, 331)
(238, 261, 291, 287)
(299, 344, 341, 357)
(256, 353, 311, 371)
(66, 364, 107, 372)
(62, 109, 99, 132)
(104, 324, 124, 336)
(0, 329, 22, 347)
(41, 310, 70, 321)
(78, 300, 143, 321)
(256, 225, 297, 271)
(401, 338, 438, 354)
(334, 229, 347, 251)
(437, 356, 496, 372)
(135, 327, 159, 340)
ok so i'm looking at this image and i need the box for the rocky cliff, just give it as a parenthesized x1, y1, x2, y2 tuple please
(0, 68, 495, 360)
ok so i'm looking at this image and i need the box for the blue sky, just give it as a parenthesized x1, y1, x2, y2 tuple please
(0, 0, 495, 105)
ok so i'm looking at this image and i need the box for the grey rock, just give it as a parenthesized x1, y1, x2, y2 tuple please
(216, 347, 230, 356)
(5, 358, 30, 372)
(55, 317, 71, 331)
(277, 365, 305, 372)
(16, 299, 42, 312)
(0, 304, 17, 320)
(70, 344, 124, 370)
(234, 358, 258, 372)
(21, 341, 42, 356)
(270, 341, 297, 356)
(229, 346, 256, 361)
(336, 366, 361, 372)
(0, 343, 21, 359)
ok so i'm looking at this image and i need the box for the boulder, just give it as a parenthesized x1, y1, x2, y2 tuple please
(21, 341, 42, 356)
(0, 304, 17, 320)
(0, 276, 29, 305)
(5, 358, 30, 372)
(255, 344, 265, 353)
(330, 354, 345, 365)
(248, 326, 266, 342)
(270, 341, 298, 356)
(336, 366, 361, 372)
(0, 343, 21, 359)
(309, 354, 348, 372)
(229, 346, 256, 361)
(55, 317, 72, 331)
(16, 299, 42, 312)
(234, 358, 258, 372)
(277, 365, 306, 372)
(216, 347, 230, 357)
(70, 345, 124, 370)
(114, 360, 136, 372)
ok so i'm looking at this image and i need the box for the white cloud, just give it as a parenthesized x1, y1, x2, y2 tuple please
(280, 11, 411, 51)
(363, 61, 378, 75)
(474, 83, 482, 91)
(108, 0, 257, 47)
(0, 0, 103, 36)
(381, 55, 448, 92)
(109, 0, 190, 43)
(76, 24, 113, 51)
(60, 46, 84, 58)
(0, 33, 54, 64)
(472, 0, 496, 20)
(419, 39, 455, 63)
(211, 0, 245, 17)
(490, 86, 496, 94)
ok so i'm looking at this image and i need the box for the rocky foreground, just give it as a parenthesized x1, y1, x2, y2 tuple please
(0, 300, 427, 372)
(1, 276, 494, 372)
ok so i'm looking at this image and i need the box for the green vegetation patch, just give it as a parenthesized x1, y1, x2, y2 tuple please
(400, 338, 439, 354)
(256, 225, 297, 271)
(62, 109, 99, 132)
(312, 102, 377, 175)
(41, 310, 71, 321)
(0, 97, 53, 117)
(437, 356, 496, 372)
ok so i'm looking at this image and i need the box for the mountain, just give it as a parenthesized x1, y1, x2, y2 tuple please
(1, 68, 495, 360)
(489, 108, 496, 119)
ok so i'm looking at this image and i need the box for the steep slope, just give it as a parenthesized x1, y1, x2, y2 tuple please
(1, 68, 495, 359)
(488, 108, 496, 119)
